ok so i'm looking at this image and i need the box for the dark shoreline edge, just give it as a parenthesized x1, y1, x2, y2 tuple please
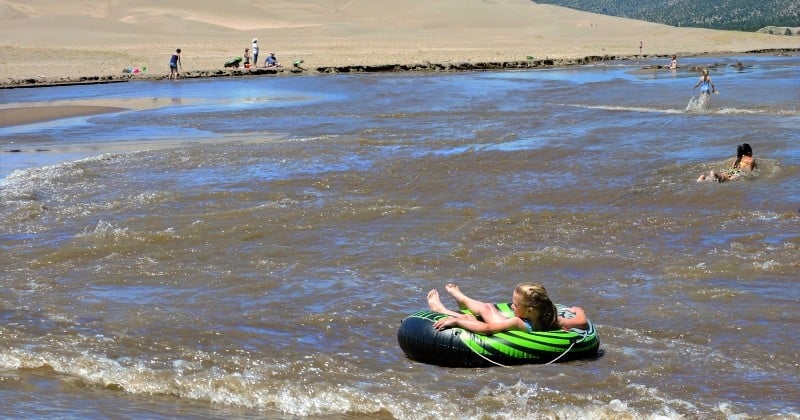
(1, 49, 797, 89)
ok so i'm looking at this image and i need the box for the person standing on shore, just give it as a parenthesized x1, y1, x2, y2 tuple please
(243, 48, 251, 68)
(169, 48, 181, 80)
(252, 38, 259, 67)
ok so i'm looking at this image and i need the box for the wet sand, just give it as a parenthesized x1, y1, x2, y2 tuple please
(0, 97, 207, 127)
(0, 105, 127, 128)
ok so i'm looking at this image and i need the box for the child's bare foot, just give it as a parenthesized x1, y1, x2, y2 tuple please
(444, 283, 460, 297)
(445, 283, 469, 309)
(427, 289, 448, 313)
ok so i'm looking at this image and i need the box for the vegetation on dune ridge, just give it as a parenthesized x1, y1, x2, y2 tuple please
(533, 0, 800, 32)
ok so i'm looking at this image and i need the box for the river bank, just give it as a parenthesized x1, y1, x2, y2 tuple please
(3, 48, 798, 90)
(3, 1, 799, 89)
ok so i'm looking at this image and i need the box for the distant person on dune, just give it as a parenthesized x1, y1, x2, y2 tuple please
(169, 48, 181, 80)
(697, 143, 756, 182)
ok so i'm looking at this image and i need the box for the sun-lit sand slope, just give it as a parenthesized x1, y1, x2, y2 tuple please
(1, 0, 797, 82)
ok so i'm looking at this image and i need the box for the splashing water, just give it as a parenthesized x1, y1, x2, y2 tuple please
(686, 94, 710, 112)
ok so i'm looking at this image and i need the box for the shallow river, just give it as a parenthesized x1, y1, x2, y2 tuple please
(1, 54, 799, 418)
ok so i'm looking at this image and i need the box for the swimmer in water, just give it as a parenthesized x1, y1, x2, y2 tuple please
(697, 143, 756, 183)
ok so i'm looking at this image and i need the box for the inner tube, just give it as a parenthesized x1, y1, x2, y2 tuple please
(397, 303, 599, 367)
(224, 57, 243, 68)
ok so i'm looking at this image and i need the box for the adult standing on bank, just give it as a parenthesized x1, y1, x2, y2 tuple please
(169, 48, 181, 80)
(252, 38, 259, 67)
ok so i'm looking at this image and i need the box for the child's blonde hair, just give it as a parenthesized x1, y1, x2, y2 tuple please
(514, 283, 559, 331)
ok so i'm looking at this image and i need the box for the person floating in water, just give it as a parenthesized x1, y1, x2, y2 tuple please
(693, 68, 716, 96)
(426, 283, 587, 333)
(697, 143, 756, 183)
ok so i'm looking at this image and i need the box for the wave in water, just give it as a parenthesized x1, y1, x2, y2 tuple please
(0, 342, 755, 418)
(567, 103, 800, 116)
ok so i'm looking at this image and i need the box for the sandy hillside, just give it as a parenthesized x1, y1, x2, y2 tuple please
(0, 0, 797, 83)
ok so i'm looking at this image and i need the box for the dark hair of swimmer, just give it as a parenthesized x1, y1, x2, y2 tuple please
(734, 143, 753, 169)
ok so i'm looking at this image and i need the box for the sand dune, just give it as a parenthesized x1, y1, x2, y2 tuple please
(0, 0, 797, 84)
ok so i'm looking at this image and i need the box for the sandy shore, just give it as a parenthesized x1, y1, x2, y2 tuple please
(2, 0, 798, 87)
(1, 0, 798, 127)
